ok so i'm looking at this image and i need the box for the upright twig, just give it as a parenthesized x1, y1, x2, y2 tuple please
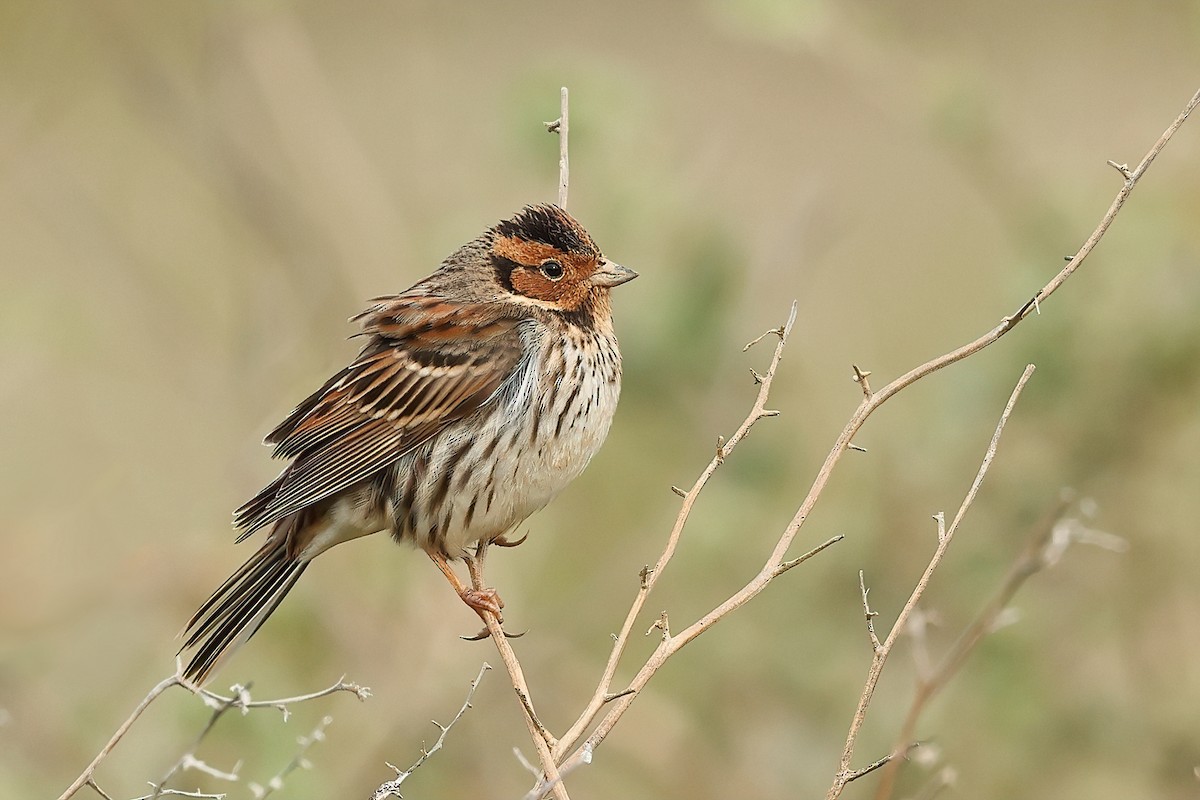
(553, 304, 801, 761)
(871, 497, 1126, 799)
(825, 364, 1036, 799)
(545, 86, 569, 208)
(871, 497, 1069, 799)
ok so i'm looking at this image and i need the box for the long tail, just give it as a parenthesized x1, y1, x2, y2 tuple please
(180, 522, 308, 685)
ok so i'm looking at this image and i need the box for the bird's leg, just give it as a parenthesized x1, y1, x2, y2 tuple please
(428, 550, 504, 622)
(457, 542, 526, 641)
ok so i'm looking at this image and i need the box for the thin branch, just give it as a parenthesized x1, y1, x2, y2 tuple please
(545, 87, 569, 208)
(198, 677, 370, 720)
(371, 663, 491, 800)
(870, 496, 1118, 800)
(85, 779, 114, 800)
(553, 302, 799, 762)
(58, 675, 182, 800)
(247, 715, 333, 799)
(466, 545, 569, 800)
(825, 364, 1036, 800)
(547, 84, 1198, 778)
(59, 663, 369, 800)
(845, 743, 920, 785)
(133, 789, 226, 800)
(149, 686, 242, 800)
(859, 571, 882, 653)
(148, 675, 369, 800)
(523, 744, 592, 800)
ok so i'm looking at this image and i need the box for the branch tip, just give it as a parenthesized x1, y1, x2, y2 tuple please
(851, 365, 873, 397)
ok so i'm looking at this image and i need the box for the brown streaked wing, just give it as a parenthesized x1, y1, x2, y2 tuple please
(235, 298, 526, 534)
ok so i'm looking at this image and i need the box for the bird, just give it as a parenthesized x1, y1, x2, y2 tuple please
(180, 203, 637, 684)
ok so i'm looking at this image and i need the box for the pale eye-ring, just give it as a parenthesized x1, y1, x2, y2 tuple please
(540, 259, 564, 281)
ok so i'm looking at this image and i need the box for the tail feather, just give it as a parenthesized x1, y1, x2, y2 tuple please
(180, 536, 308, 685)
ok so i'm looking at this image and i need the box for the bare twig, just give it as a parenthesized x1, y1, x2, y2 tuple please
(466, 545, 569, 800)
(845, 743, 920, 785)
(523, 743, 592, 800)
(545, 86, 569, 208)
(132, 788, 226, 800)
(467, 84, 1200, 791)
(198, 677, 370, 721)
(551, 82, 1199, 779)
(148, 687, 242, 800)
(59, 663, 368, 800)
(247, 715, 333, 799)
(371, 663, 491, 800)
(870, 496, 1123, 799)
(58, 675, 182, 800)
(553, 303, 801, 763)
(825, 364, 1036, 799)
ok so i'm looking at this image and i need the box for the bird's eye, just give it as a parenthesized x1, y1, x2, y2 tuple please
(540, 259, 564, 280)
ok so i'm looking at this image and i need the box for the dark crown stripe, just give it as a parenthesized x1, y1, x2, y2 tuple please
(494, 204, 596, 255)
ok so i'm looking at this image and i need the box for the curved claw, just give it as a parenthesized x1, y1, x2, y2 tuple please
(493, 532, 529, 548)
(461, 626, 528, 642)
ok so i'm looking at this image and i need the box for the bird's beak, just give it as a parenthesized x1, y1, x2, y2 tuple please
(591, 259, 638, 288)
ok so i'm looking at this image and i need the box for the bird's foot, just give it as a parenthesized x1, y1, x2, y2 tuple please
(461, 586, 504, 620)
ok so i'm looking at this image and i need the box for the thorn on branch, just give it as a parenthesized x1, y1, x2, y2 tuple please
(1106, 159, 1132, 179)
(670, 485, 686, 498)
(933, 512, 947, 544)
(715, 435, 726, 464)
(750, 367, 764, 384)
(848, 442, 867, 453)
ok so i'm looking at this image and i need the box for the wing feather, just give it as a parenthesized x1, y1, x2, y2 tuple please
(235, 295, 526, 534)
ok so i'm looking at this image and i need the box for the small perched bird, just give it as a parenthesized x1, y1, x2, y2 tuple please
(181, 204, 636, 684)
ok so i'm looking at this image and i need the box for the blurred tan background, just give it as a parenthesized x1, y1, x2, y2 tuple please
(3, 2, 1200, 798)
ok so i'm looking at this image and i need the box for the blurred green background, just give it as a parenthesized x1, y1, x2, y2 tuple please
(3, 2, 1199, 798)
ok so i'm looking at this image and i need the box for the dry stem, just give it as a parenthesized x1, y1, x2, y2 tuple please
(825, 364, 1036, 799)
(871, 497, 1072, 799)
(466, 546, 569, 800)
(372, 663, 490, 799)
(545, 86, 569, 208)
(58, 666, 367, 800)
(549, 85, 1200, 780)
